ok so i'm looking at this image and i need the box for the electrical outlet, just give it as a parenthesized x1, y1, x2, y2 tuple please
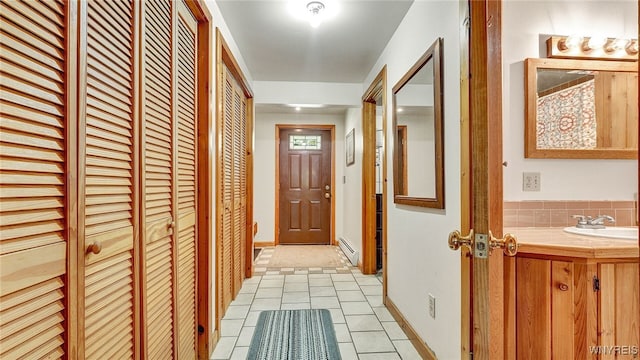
(428, 294, 436, 319)
(523, 172, 541, 191)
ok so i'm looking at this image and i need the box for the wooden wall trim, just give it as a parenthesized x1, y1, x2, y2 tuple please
(254, 241, 275, 248)
(385, 297, 437, 360)
(273, 124, 336, 246)
(361, 66, 387, 277)
(196, 13, 214, 360)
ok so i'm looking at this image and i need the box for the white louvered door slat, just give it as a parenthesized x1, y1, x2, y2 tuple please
(82, 0, 136, 358)
(175, 1, 198, 357)
(0, 0, 67, 358)
(143, 0, 174, 358)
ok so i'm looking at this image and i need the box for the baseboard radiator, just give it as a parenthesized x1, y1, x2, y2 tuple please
(338, 237, 359, 266)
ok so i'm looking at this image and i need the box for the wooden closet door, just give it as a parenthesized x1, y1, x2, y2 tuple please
(175, 1, 198, 358)
(141, 0, 175, 358)
(80, 0, 138, 358)
(220, 67, 234, 313)
(231, 83, 247, 294)
(0, 1, 68, 358)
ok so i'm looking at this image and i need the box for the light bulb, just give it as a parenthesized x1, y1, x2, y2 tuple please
(605, 38, 629, 53)
(558, 35, 582, 51)
(584, 36, 607, 50)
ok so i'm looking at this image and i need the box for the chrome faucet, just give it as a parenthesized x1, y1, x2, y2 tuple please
(571, 214, 615, 229)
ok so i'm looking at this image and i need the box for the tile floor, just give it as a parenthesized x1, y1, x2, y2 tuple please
(210, 247, 422, 360)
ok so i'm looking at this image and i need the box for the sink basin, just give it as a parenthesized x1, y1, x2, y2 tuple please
(563, 227, 638, 240)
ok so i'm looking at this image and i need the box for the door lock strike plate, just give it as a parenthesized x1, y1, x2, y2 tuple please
(475, 233, 488, 259)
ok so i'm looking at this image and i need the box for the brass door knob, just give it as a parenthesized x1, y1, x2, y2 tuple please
(448, 229, 474, 251)
(489, 231, 519, 256)
(87, 241, 102, 255)
(324, 193, 330, 199)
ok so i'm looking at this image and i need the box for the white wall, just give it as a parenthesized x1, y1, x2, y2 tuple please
(253, 81, 362, 106)
(342, 108, 364, 256)
(502, 0, 638, 201)
(362, 1, 462, 358)
(253, 112, 346, 244)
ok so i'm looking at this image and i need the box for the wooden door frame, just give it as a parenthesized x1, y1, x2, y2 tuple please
(274, 124, 336, 246)
(460, 1, 507, 359)
(361, 67, 387, 282)
(214, 28, 254, 354)
(184, 1, 213, 359)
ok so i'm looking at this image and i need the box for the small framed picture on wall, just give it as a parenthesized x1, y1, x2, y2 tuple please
(346, 128, 355, 166)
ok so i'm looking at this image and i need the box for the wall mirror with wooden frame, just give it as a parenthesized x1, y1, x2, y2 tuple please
(525, 58, 638, 159)
(392, 37, 444, 208)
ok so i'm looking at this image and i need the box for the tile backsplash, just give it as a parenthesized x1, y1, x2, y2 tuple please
(504, 200, 638, 227)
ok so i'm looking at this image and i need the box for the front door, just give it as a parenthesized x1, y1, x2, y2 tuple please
(278, 128, 332, 245)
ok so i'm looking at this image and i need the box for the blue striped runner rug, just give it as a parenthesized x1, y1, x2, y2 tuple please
(247, 309, 342, 360)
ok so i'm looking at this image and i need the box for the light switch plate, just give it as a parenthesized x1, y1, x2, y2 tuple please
(428, 294, 436, 319)
(523, 172, 541, 191)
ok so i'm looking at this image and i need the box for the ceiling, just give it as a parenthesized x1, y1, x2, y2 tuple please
(216, 0, 414, 83)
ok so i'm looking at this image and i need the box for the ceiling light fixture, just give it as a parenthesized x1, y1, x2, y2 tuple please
(307, 1, 325, 28)
(288, 0, 338, 28)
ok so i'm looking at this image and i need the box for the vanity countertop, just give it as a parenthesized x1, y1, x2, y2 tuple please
(504, 227, 639, 259)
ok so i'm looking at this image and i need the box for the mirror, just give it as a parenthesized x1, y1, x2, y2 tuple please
(525, 58, 638, 159)
(392, 38, 444, 208)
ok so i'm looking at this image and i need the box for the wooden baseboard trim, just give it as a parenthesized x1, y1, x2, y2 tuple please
(385, 297, 437, 360)
(254, 241, 274, 248)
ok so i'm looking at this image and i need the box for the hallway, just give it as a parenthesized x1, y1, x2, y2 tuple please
(211, 247, 422, 360)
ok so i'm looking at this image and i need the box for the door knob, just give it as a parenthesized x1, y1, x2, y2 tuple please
(324, 193, 331, 199)
(448, 229, 474, 251)
(87, 241, 102, 255)
(489, 231, 519, 256)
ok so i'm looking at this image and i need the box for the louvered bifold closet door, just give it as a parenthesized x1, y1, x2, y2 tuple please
(0, 0, 67, 358)
(141, 0, 175, 358)
(175, 1, 198, 358)
(81, 0, 137, 358)
(220, 67, 234, 312)
(232, 84, 244, 294)
(239, 93, 247, 282)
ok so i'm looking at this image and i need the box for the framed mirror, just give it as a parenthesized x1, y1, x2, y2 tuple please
(392, 38, 444, 208)
(525, 58, 638, 159)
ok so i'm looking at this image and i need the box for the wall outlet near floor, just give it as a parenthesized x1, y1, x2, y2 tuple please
(523, 172, 541, 191)
(428, 294, 436, 319)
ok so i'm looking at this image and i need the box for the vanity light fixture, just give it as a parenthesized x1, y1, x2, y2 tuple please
(548, 35, 638, 61)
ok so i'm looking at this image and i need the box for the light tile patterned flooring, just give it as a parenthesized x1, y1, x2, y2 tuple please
(210, 247, 422, 360)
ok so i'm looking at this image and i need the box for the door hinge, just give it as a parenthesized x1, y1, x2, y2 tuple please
(469, 351, 473, 360)
(593, 276, 600, 292)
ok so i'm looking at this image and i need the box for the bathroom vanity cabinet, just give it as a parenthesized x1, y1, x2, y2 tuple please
(511, 228, 639, 360)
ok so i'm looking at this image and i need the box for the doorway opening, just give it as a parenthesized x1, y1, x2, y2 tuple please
(361, 67, 388, 294)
